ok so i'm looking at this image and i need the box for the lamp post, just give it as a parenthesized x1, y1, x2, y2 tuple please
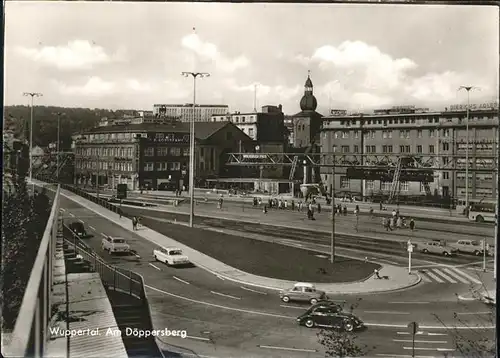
(23, 92, 43, 182)
(331, 149, 336, 263)
(55, 112, 64, 180)
(181, 71, 210, 228)
(458, 86, 478, 210)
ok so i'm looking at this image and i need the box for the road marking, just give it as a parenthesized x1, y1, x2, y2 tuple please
(449, 267, 482, 284)
(376, 354, 438, 358)
(397, 332, 447, 336)
(394, 339, 448, 344)
(78, 219, 84, 224)
(258, 345, 317, 353)
(100, 233, 109, 238)
(431, 268, 456, 283)
(403, 347, 454, 352)
(363, 310, 410, 315)
(389, 302, 429, 304)
(186, 335, 210, 341)
(441, 268, 468, 284)
(455, 311, 491, 315)
(135, 254, 141, 258)
(427, 333, 448, 336)
(280, 305, 305, 310)
(364, 322, 494, 330)
(173, 276, 190, 285)
(145, 285, 294, 319)
(89, 226, 96, 231)
(69, 213, 75, 217)
(210, 291, 241, 300)
(60, 208, 66, 212)
(149, 263, 161, 271)
(240, 286, 267, 295)
(423, 270, 444, 283)
(215, 275, 225, 281)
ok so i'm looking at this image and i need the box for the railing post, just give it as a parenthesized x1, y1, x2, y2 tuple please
(129, 271, 133, 295)
(43, 259, 48, 354)
(34, 298, 41, 358)
(113, 267, 117, 290)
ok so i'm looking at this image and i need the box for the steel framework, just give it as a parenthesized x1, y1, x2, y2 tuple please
(226, 152, 497, 172)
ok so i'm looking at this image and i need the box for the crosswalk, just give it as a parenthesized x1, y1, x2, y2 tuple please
(418, 267, 482, 284)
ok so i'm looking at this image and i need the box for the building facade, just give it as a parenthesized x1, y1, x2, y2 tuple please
(320, 104, 499, 201)
(73, 120, 253, 190)
(211, 105, 286, 143)
(153, 104, 229, 122)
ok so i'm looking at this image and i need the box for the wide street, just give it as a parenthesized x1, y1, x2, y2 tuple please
(58, 191, 495, 358)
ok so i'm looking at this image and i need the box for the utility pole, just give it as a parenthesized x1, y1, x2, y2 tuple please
(181, 71, 210, 228)
(23, 92, 43, 182)
(55, 112, 64, 180)
(458, 86, 478, 210)
(331, 151, 336, 263)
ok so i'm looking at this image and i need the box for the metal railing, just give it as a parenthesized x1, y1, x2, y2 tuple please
(62, 225, 145, 300)
(3, 186, 60, 358)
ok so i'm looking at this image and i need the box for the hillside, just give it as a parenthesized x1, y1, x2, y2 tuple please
(4, 106, 137, 149)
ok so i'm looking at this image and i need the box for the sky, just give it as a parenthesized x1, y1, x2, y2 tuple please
(4, 2, 499, 115)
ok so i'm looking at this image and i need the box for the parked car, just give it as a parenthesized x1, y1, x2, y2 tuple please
(68, 221, 87, 238)
(279, 283, 327, 305)
(153, 247, 190, 266)
(449, 240, 485, 256)
(297, 303, 364, 331)
(420, 240, 458, 256)
(101, 236, 130, 254)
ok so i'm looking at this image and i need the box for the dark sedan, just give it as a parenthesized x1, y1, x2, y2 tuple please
(69, 222, 88, 238)
(297, 304, 364, 331)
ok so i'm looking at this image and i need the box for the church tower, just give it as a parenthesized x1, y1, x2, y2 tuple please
(299, 71, 318, 112)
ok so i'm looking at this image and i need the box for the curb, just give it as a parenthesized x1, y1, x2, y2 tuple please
(44, 183, 423, 295)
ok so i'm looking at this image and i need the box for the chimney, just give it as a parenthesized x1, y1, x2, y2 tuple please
(278, 104, 283, 112)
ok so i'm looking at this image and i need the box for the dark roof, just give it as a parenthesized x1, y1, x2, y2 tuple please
(293, 110, 324, 118)
(80, 121, 235, 140)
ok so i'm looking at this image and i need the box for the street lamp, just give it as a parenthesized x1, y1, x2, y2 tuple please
(54, 112, 65, 180)
(181, 71, 210, 228)
(458, 85, 478, 210)
(23, 92, 43, 182)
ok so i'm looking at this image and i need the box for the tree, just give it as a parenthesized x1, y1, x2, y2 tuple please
(433, 279, 496, 357)
(316, 299, 373, 357)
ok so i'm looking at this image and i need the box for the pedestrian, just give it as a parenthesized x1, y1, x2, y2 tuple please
(379, 202, 383, 211)
(268, 198, 272, 208)
(343, 205, 347, 216)
(382, 217, 387, 230)
(317, 202, 321, 213)
(132, 216, 137, 231)
(258, 198, 262, 206)
(284, 200, 288, 210)
(392, 209, 397, 218)
(355, 205, 360, 214)
(390, 216, 396, 229)
(291, 200, 295, 211)
(369, 207, 374, 218)
(374, 269, 381, 279)
(396, 216, 402, 229)
(278, 199, 282, 209)
(338, 203, 342, 214)
(263, 205, 268, 214)
(409, 218, 415, 231)
(396, 209, 400, 218)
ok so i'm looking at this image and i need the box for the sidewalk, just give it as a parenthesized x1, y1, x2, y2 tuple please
(58, 185, 421, 295)
(457, 272, 496, 303)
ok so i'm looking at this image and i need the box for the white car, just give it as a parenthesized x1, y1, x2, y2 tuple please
(153, 247, 190, 266)
(101, 236, 130, 254)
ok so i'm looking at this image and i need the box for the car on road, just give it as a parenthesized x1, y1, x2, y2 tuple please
(297, 303, 364, 331)
(449, 240, 485, 256)
(153, 247, 190, 266)
(280, 283, 327, 305)
(101, 236, 130, 254)
(68, 221, 88, 238)
(420, 240, 458, 256)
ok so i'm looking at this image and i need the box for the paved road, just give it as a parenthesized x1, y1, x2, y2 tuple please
(58, 195, 494, 357)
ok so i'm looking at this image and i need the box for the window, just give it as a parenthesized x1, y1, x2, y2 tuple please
(388, 145, 393, 153)
(400, 181, 409, 191)
(399, 145, 404, 153)
(417, 129, 422, 138)
(429, 129, 435, 137)
(405, 145, 410, 153)
(342, 131, 349, 139)
(332, 145, 338, 153)
(169, 162, 181, 170)
(145, 147, 154, 156)
(170, 148, 181, 156)
(155, 133, 164, 140)
(383, 130, 388, 139)
(353, 145, 359, 153)
(371, 131, 375, 139)
(334, 131, 339, 139)
(366, 180, 374, 190)
(443, 142, 449, 151)
(429, 145, 435, 154)
(157, 147, 168, 156)
(249, 128, 254, 137)
(443, 172, 449, 180)
(381, 181, 391, 191)
(341, 145, 350, 153)
(144, 162, 154, 171)
(443, 129, 450, 137)
(340, 177, 350, 189)
(127, 147, 133, 157)
(417, 145, 422, 153)
(157, 162, 168, 171)
(371, 145, 376, 152)
(365, 145, 371, 153)
(399, 130, 410, 138)
(443, 157, 449, 165)
(383, 145, 389, 153)
(354, 130, 359, 138)
(182, 148, 190, 156)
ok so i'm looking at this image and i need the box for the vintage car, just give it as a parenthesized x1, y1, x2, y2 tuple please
(68, 221, 88, 238)
(420, 240, 458, 256)
(101, 236, 130, 254)
(449, 240, 485, 256)
(279, 283, 327, 305)
(153, 247, 190, 266)
(297, 303, 364, 331)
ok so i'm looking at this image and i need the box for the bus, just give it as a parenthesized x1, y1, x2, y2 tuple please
(456, 197, 495, 215)
(468, 201, 497, 223)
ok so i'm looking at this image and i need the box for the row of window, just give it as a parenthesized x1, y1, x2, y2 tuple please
(339, 115, 494, 127)
(86, 132, 141, 141)
(76, 147, 134, 157)
(144, 147, 189, 157)
(143, 162, 181, 171)
(334, 143, 493, 154)
(76, 161, 133, 172)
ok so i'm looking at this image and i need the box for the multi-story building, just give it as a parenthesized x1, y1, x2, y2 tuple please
(73, 120, 253, 190)
(320, 103, 499, 201)
(211, 105, 286, 143)
(153, 104, 229, 122)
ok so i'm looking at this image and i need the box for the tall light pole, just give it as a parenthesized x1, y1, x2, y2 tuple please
(181, 71, 210, 228)
(55, 112, 64, 180)
(23, 92, 43, 182)
(458, 86, 478, 210)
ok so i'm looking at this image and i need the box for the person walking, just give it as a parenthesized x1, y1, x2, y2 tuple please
(343, 205, 347, 216)
(390, 216, 396, 230)
(132, 216, 137, 231)
(369, 207, 374, 218)
(396, 216, 402, 229)
(291, 200, 295, 211)
(379, 202, 383, 211)
(409, 218, 415, 231)
(317, 202, 321, 214)
(263, 205, 268, 214)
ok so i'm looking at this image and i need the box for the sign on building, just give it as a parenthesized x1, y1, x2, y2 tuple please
(330, 109, 347, 116)
(449, 102, 499, 111)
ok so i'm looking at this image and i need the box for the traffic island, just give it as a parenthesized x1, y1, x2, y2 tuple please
(139, 216, 380, 283)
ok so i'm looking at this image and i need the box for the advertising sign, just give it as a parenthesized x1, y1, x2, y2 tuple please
(330, 109, 347, 116)
(449, 102, 499, 111)
(147, 132, 189, 143)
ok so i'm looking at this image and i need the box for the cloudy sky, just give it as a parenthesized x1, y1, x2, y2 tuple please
(4, 2, 499, 115)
